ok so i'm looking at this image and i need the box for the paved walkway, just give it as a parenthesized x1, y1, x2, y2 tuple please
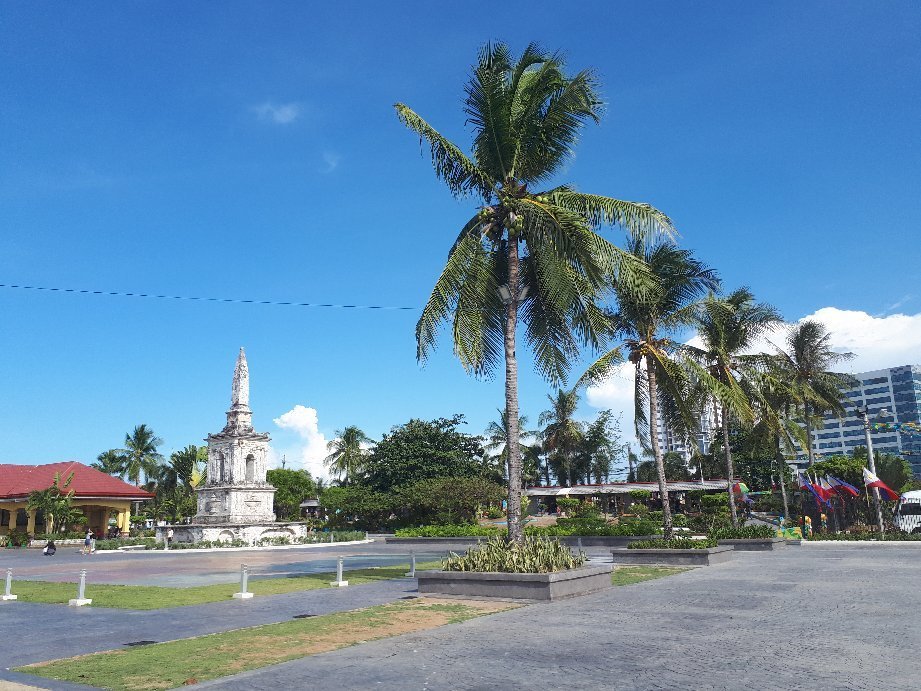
(188, 545, 921, 690)
(0, 540, 455, 587)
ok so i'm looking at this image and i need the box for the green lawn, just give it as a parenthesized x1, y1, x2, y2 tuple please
(11, 561, 441, 609)
(17, 598, 513, 691)
(611, 565, 689, 586)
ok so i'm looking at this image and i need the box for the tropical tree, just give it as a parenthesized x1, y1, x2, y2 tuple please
(689, 289, 782, 527)
(397, 42, 672, 541)
(580, 240, 719, 538)
(27, 472, 77, 535)
(540, 388, 584, 486)
(92, 449, 125, 477)
(484, 409, 534, 483)
(772, 320, 855, 466)
(120, 424, 164, 497)
(323, 426, 374, 485)
(579, 410, 623, 483)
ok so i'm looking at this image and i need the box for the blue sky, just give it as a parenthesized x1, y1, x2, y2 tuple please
(2, 2, 920, 477)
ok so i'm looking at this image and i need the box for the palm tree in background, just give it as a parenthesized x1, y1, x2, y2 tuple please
(324, 426, 374, 485)
(773, 320, 855, 466)
(397, 43, 672, 541)
(93, 449, 125, 478)
(540, 388, 584, 486)
(121, 424, 163, 486)
(484, 409, 534, 486)
(580, 240, 719, 538)
(689, 289, 782, 527)
(119, 424, 164, 514)
(579, 410, 622, 484)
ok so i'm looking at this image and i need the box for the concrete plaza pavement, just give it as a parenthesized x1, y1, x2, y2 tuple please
(190, 545, 921, 690)
(0, 539, 460, 587)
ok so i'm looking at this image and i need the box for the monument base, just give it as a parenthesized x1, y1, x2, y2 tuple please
(68, 598, 92, 607)
(156, 521, 314, 547)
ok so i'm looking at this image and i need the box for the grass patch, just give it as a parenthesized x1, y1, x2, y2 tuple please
(11, 561, 440, 610)
(17, 598, 515, 690)
(611, 566, 688, 586)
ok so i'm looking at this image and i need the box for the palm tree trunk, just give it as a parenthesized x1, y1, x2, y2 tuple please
(504, 234, 523, 544)
(804, 402, 815, 466)
(775, 434, 790, 522)
(645, 357, 673, 539)
(721, 404, 739, 528)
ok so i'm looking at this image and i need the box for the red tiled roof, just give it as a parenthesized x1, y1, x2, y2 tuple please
(0, 462, 155, 500)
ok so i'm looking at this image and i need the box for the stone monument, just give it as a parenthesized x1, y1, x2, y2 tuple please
(196, 348, 276, 524)
(160, 348, 312, 546)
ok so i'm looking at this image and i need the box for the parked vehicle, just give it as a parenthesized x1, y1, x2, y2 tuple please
(893, 490, 921, 534)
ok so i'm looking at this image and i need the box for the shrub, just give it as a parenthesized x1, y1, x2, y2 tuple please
(710, 525, 776, 540)
(671, 514, 688, 528)
(628, 537, 717, 550)
(443, 536, 586, 573)
(808, 532, 921, 541)
(394, 524, 502, 538)
(94, 537, 157, 551)
(485, 507, 503, 519)
(556, 498, 580, 514)
(628, 489, 652, 501)
(648, 510, 664, 523)
(525, 518, 659, 537)
(631, 504, 650, 517)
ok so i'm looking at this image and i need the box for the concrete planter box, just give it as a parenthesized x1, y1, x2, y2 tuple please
(416, 564, 613, 601)
(611, 545, 734, 566)
(718, 537, 786, 551)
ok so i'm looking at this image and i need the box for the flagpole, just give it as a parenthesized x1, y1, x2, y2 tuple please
(858, 405, 885, 537)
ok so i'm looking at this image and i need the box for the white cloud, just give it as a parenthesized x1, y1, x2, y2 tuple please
(782, 307, 921, 373)
(321, 151, 340, 173)
(252, 101, 301, 124)
(271, 405, 329, 480)
(585, 361, 639, 447)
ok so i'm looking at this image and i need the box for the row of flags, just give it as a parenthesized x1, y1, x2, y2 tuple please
(796, 469, 900, 505)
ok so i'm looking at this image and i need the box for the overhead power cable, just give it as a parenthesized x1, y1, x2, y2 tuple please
(0, 283, 419, 311)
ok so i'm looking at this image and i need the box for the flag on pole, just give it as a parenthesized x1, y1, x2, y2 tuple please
(810, 474, 832, 503)
(827, 475, 860, 498)
(862, 468, 900, 501)
(798, 472, 825, 505)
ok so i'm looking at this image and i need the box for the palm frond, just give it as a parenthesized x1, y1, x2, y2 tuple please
(394, 103, 494, 199)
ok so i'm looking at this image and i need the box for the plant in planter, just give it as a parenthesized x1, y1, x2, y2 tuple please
(628, 537, 718, 550)
(710, 525, 775, 540)
(443, 536, 585, 574)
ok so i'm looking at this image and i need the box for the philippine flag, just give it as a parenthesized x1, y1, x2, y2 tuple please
(862, 468, 901, 501)
(827, 475, 860, 498)
(810, 474, 832, 502)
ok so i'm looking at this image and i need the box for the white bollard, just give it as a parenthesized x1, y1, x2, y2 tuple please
(405, 551, 416, 578)
(330, 555, 348, 587)
(577, 537, 583, 552)
(69, 569, 92, 606)
(1, 568, 16, 601)
(233, 563, 253, 599)
(329, 532, 334, 544)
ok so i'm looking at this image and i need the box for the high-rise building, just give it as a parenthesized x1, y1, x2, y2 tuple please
(810, 364, 921, 475)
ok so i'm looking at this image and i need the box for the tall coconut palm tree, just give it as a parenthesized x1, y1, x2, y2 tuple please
(324, 426, 374, 485)
(539, 388, 584, 486)
(119, 424, 163, 514)
(580, 240, 719, 538)
(773, 320, 855, 466)
(580, 410, 622, 484)
(121, 424, 164, 486)
(397, 43, 672, 541)
(689, 289, 782, 527)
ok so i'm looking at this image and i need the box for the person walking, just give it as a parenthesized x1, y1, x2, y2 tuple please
(166, 527, 174, 549)
(82, 529, 93, 555)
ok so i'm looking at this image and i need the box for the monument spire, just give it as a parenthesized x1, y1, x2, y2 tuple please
(231, 347, 250, 409)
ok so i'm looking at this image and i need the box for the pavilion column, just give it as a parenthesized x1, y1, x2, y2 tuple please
(7, 509, 18, 533)
(118, 508, 130, 536)
(26, 509, 36, 536)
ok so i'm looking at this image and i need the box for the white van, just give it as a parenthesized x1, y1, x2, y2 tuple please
(893, 490, 921, 534)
